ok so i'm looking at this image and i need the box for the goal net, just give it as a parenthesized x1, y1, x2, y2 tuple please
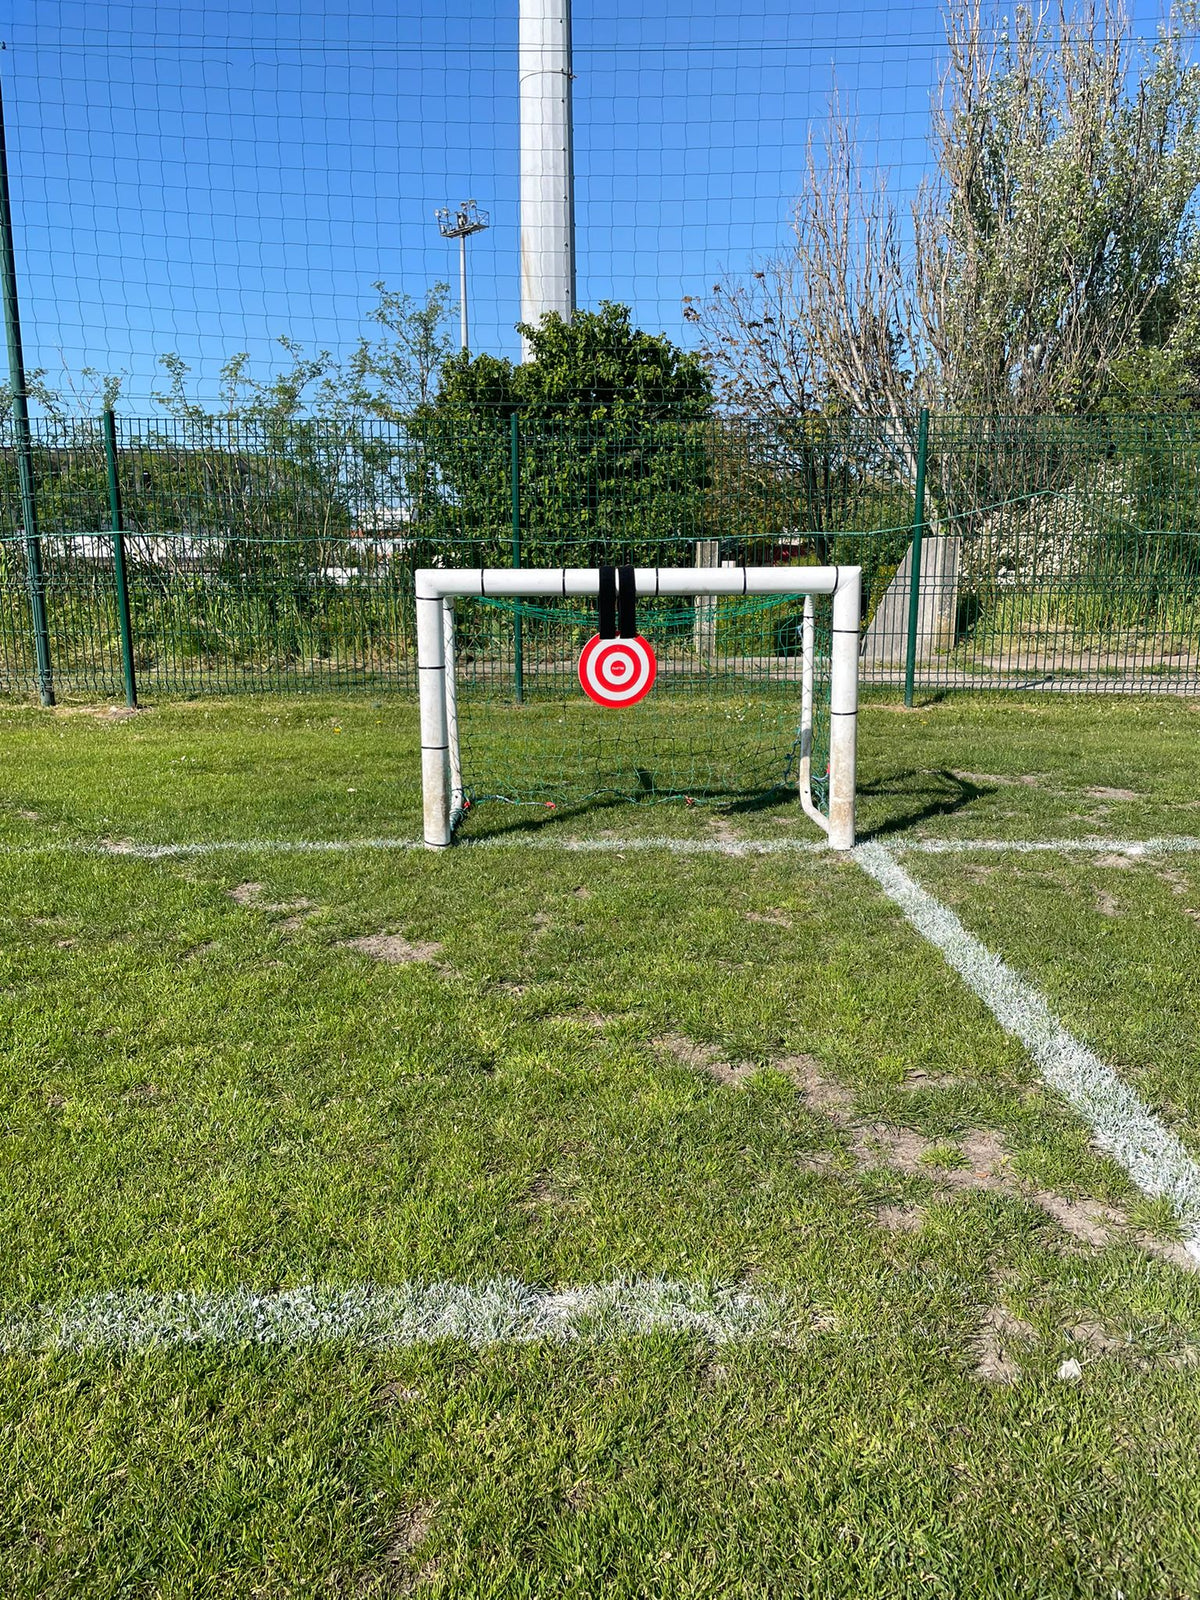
(416, 566, 861, 848)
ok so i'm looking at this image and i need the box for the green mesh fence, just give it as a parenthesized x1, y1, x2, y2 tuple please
(1, 412, 1199, 710)
(450, 591, 832, 812)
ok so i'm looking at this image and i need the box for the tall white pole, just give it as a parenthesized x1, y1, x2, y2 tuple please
(459, 235, 469, 352)
(519, 0, 576, 358)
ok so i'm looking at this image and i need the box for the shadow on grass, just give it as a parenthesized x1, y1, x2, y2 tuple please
(451, 769, 989, 847)
(453, 783, 798, 843)
(857, 768, 992, 841)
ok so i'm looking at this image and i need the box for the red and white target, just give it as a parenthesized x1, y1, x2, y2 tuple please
(577, 634, 657, 707)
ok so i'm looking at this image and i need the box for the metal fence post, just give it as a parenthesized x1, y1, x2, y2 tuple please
(904, 407, 930, 708)
(102, 408, 137, 708)
(0, 75, 53, 706)
(510, 411, 524, 704)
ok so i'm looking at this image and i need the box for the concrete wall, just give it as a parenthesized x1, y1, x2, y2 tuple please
(861, 535, 961, 666)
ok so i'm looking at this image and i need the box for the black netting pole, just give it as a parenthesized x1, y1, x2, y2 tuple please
(0, 73, 53, 706)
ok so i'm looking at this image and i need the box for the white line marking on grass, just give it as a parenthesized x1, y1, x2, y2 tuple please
(0, 1278, 785, 1353)
(3, 829, 1200, 863)
(902, 836, 1200, 858)
(854, 841, 1200, 1262)
(4, 832, 1199, 861)
(0, 835, 831, 860)
(99, 837, 427, 859)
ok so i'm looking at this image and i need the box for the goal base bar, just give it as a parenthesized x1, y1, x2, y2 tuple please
(416, 565, 861, 850)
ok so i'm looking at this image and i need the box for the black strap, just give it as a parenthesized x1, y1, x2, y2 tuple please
(598, 565, 617, 639)
(617, 565, 637, 638)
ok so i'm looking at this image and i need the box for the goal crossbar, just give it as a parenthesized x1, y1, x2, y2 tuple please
(416, 565, 862, 850)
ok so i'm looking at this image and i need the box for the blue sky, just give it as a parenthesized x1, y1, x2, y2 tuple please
(2, 0, 1178, 410)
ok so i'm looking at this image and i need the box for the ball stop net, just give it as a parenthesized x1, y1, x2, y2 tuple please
(454, 590, 831, 808)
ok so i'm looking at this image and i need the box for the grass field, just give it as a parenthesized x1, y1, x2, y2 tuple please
(2, 691, 1200, 1597)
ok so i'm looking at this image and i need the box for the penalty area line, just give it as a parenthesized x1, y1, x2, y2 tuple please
(0, 1277, 786, 1354)
(854, 840, 1200, 1262)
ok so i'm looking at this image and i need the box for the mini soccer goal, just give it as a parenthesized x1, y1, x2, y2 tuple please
(416, 564, 861, 849)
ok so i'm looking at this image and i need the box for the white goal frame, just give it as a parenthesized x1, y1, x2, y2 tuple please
(416, 565, 862, 850)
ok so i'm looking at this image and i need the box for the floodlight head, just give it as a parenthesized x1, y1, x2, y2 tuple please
(436, 199, 490, 239)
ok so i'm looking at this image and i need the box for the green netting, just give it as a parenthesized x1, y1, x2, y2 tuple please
(451, 590, 832, 814)
(4, 412, 1200, 702)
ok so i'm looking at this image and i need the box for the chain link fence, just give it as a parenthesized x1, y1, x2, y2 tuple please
(1, 411, 1198, 702)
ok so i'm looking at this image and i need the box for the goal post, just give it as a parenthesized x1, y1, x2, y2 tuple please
(416, 564, 861, 850)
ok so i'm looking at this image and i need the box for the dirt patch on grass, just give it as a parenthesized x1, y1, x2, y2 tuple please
(776, 1054, 855, 1114)
(385, 1503, 434, 1558)
(229, 882, 315, 923)
(1066, 1320, 1136, 1360)
(953, 771, 1043, 789)
(903, 1068, 966, 1090)
(521, 1171, 573, 1213)
(652, 1035, 1196, 1272)
(876, 1203, 926, 1233)
(121, 1081, 160, 1103)
(971, 1305, 1037, 1383)
(706, 812, 745, 848)
(972, 1305, 1200, 1382)
(850, 1124, 1013, 1189)
(1136, 1233, 1200, 1272)
(547, 1010, 611, 1031)
(50, 704, 144, 723)
(1095, 853, 1138, 870)
(1032, 1192, 1124, 1248)
(344, 932, 443, 965)
(378, 1502, 439, 1593)
(371, 1381, 425, 1409)
(1086, 786, 1141, 802)
(655, 1033, 757, 1086)
(745, 909, 793, 927)
(1095, 890, 1121, 916)
(564, 1481, 593, 1512)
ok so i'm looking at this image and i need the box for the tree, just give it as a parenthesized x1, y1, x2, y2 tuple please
(410, 303, 715, 566)
(689, 0, 1200, 447)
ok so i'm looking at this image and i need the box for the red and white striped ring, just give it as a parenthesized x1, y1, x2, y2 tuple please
(577, 634, 657, 707)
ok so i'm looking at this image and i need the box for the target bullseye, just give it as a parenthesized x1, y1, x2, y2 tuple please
(577, 634, 657, 707)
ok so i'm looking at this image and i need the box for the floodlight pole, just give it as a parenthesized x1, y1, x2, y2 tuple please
(457, 235, 468, 352)
(519, 0, 576, 357)
(436, 200, 490, 354)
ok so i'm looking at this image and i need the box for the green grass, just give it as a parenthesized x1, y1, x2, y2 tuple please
(2, 691, 1200, 1596)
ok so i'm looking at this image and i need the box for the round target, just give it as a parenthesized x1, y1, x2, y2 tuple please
(577, 634, 657, 707)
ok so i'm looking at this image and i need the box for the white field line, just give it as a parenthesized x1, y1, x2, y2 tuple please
(0, 1277, 785, 1354)
(3, 833, 1200, 861)
(0, 835, 830, 860)
(854, 841, 1200, 1262)
(902, 836, 1200, 857)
